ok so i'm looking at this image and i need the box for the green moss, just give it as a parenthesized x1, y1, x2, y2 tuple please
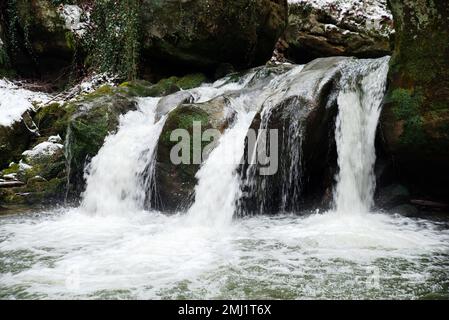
(84, 85, 115, 99)
(68, 112, 109, 170)
(158, 106, 211, 186)
(175, 73, 207, 89)
(161, 107, 209, 146)
(0, 177, 66, 205)
(146, 73, 207, 97)
(389, 88, 426, 147)
(118, 80, 154, 97)
(34, 102, 69, 138)
(401, 115, 426, 146)
(391, 88, 423, 120)
(65, 31, 75, 51)
(1, 163, 20, 176)
(85, 0, 140, 80)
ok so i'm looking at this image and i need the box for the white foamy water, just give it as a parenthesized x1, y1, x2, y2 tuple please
(187, 98, 256, 228)
(333, 57, 390, 214)
(0, 209, 448, 299)
(81, 98, 164, 215)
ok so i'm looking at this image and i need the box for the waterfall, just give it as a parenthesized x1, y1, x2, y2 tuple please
(74, 57, 389, 220)
(187, 96, 257, 228)
(333, 57, 390, 214)
(78, 69, 263, 216)
(186, 66, 301, 227)
(81, 97, 164, 215)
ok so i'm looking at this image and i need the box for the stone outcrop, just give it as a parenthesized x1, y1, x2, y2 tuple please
(283, 0, 394, 63)
(380, 0, 449, 202)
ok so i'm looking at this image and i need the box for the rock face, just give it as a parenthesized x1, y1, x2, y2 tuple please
(0, 0, 76, 82)
(380, 0, 449, 201)
(141, 0, 288, 71)
(1, 0, 286, 82)
(283, 0, 393, 63)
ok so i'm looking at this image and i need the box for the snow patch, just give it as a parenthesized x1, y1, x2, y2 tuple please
(22, 136, 64, 160)
(18, 160, 32, 171)
(0, 79, 51, 127)
(58, 5, 90, 38)
(79, 73, 117, 94)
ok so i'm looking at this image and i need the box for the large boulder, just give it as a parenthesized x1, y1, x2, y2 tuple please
(380, 0, 449, 202)
(150, 96, 236, 212)
(141, 0, 288, 72)
(283, 0, 393, 63)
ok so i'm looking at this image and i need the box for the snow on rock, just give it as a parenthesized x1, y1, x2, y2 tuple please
(0, 79, 51, 127)
(18, 160, 33, 171)
(58, 4, 90, 38)
(22, 135, 64, 161)
(288, 0, 393, 36)
(78, 73, 118, 94)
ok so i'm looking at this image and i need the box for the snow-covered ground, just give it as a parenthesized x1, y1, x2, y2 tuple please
(0, 79, 51, 127)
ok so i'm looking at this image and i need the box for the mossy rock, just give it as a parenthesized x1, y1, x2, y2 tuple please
(65, 86, 137, 195)
(119, 73, 207, 97)
(0, 147, 66, 205)
(119, 80, 155, 97)
(380, 0, 449, 201)
(0, 177, 66, 205)
(34, 102, 69, 138)
(151, 96, 235, 212)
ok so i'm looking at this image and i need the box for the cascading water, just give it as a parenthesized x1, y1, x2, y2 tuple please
(81, 97, 164, 215)
(188, 65, 306, 226)
(333, 57, 390, 214)
(187, 96, 257, 228)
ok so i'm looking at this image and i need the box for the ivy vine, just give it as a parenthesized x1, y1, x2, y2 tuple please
(86, 0, 141, 80)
